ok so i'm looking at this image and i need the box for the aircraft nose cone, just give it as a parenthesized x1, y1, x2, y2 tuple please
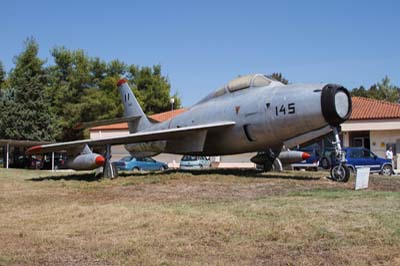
(302, 152, 311, 160)
(95, 155, 105, 166)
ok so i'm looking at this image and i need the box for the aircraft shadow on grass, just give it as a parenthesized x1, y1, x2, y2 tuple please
(28, 173, 101, 182)
(28, 169, 321, 182)
(120, 168, 321, 181)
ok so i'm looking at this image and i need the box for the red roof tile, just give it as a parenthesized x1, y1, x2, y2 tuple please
(150, 108, 187, 122)
(90, 108, 187, 131)
(350, 97, 400, 120)
(91, 122, 129, 130)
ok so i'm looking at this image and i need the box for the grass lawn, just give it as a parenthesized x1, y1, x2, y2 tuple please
(0, 168, 399, 266)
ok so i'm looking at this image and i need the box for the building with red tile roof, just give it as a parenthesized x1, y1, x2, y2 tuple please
(341, 97, 400, 164)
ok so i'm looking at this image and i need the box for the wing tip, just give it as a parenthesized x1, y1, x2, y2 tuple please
(26, 145, 42, 155)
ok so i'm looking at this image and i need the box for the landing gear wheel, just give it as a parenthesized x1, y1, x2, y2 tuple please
(263, 161, 273, 172)
(262, 159, 282, 172)
(330, 164, 350, 182)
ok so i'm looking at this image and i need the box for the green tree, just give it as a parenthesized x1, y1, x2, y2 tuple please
(270, 72, 289, 84)
(90, 57, 107, 85)
(127, 64, 180, 114)
(351, 76, 399, 103)
(0, 38, 58, 141)
(0, 43, 181, 141)
(106, 60, 127, 77)
(0, 61, 5, 89)
(46, 47, 181, 140)
(46, 47, 96, 140)
(377, 76, 398, 102)
(351, 85, 368, 98)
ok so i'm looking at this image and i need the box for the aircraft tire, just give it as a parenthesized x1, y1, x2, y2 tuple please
(330, 164, 350, 182)
(262, 162, 273, 172)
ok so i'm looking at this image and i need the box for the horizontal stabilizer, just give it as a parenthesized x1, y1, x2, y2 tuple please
(27, 121, 236, 155)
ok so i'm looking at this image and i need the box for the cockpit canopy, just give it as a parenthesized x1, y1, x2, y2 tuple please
(198, 74, 278, 104)
(225, 74, 272, 92)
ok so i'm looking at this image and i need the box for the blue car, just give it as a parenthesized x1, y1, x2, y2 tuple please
(179, 156, 211, 169)
(114, 156, 168, 171)
(334, 147, 393, 176)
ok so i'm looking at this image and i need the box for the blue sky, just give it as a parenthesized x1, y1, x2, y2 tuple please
(1, 0, 399, 106)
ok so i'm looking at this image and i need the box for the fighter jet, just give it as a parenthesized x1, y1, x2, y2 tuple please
(27, 74, 352, 181)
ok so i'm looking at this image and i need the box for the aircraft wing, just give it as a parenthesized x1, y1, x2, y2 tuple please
(26, 121, 236, 155)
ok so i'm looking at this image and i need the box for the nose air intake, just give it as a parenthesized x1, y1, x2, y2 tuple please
(321, 84, 352, 126)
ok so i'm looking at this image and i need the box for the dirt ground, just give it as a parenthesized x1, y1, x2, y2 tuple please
(0, 168, 399, 266)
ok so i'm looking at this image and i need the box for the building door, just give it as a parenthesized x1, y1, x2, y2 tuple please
(350, 131, 370, 149)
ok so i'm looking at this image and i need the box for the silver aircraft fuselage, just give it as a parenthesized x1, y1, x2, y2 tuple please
(126, 79, 351, 156)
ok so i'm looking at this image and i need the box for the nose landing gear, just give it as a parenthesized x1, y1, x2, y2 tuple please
(330, 127, 350, 182)
(330, 164, 350, 182)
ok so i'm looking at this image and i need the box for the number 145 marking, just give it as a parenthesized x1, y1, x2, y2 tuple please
(275, 103, 295, 116)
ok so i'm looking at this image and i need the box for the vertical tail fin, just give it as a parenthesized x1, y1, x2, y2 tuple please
(117, 79, 151, 133)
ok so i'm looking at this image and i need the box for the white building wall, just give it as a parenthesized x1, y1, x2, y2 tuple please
(369, 130, 400, 158)
(342, 120, 400, 131)
(90, 130, 130, 161)
(90, 130, 129, 140)
(342, 132, 350, 147)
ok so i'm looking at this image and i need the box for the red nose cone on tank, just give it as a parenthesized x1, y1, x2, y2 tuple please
(301, 152, 311, 160)
(95, 155, 105, 166)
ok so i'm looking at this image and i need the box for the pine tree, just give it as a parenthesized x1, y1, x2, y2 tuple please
(0, 61, 5, 88)
(351, 85, 368, 98)
(127, 64, 180, 114)
(351, 76, 399, 103)
(269, 72, 289, 85)
(0, 38, 58, 140)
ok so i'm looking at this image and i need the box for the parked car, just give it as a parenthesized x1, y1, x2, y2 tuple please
(319, 148, 335, 169)
(179, 156, 211, 169)
(291, 148, 320, 171)
(333, 147, 393, 176)
(113, 156, 168, 171)
(9, 155, 42, 169)
(41, 153, 67, 170)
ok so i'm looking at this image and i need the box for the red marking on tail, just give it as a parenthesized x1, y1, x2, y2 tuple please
(117, 79, 127, 86)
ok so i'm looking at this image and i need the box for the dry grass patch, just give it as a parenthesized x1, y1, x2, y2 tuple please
(0, 168, 399, 265)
